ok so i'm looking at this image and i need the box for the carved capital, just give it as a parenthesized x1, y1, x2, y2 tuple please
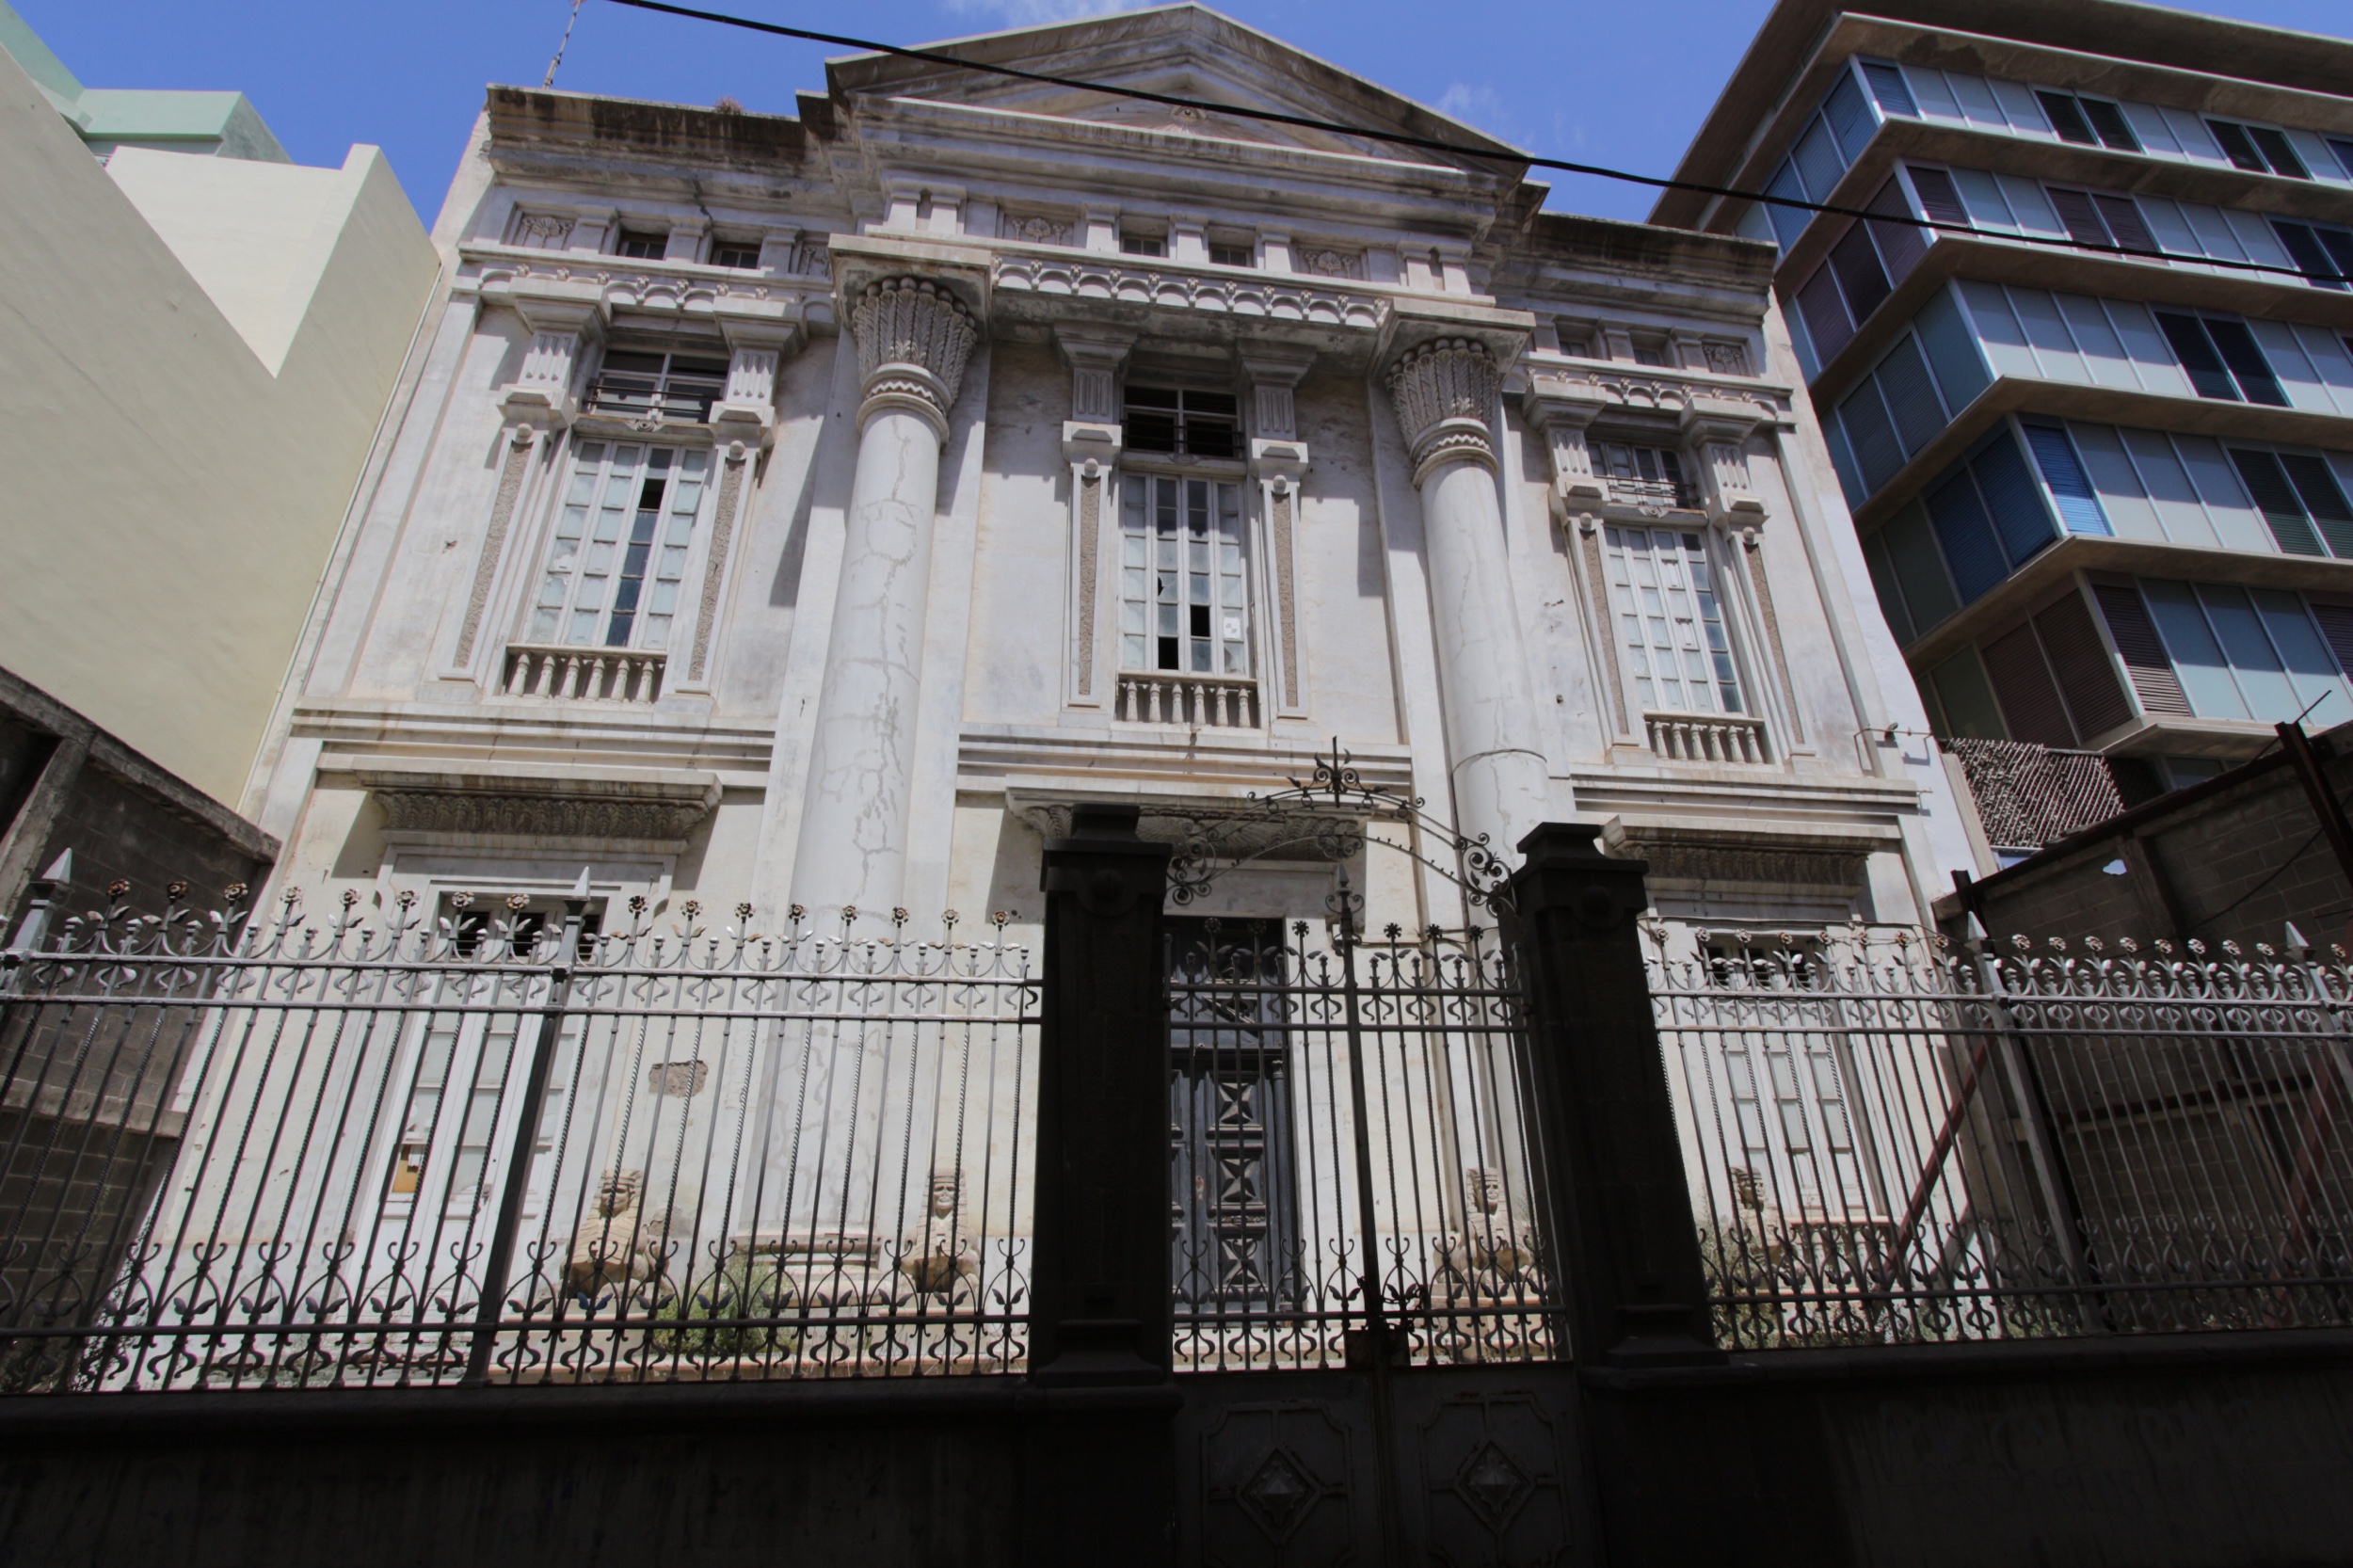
(850, 276, 978, 440)
(1385, 338, 1498, 487)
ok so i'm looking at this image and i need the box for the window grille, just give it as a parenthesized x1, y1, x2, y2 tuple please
(531, 442, 709, 650)
(1119, 473, 1249, 676)
(585, 348, 730, 424)
(1122, 385, 1241, 458)
(1603, 526, 1744, 715)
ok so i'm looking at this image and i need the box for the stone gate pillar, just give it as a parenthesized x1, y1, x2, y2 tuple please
(1385, 338, 1552, 868)
(791, 277, 977, 922)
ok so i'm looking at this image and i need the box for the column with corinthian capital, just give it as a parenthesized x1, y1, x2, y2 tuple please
(1385, 338, 1552, 870)
(792, 277, 977, 920)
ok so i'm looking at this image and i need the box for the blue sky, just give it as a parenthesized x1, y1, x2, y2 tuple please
(18, 0, 2353, 226)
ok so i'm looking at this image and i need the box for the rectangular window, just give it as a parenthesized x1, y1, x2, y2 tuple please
(2227, 448, 2353, 558)
(1208, 243, 1254, 268)
(1118, 474, 1249, 675)
(1860, 61, 1917, 118)
(585, 348, 730, 423)
(1592, 441, 1697, 509)
(2021, 421, 2112, 536)
(532, 442, 709, 649)
(2154, 312, 2286, 405)
(2271, 220, 2353, 289)
(2035, 90, 2140, 152)
(1123, 386, 1240, 458)
(614, 228, 668, 259)
(2207, 119, 2311, 179)
(2044, 186, 2162, 257)
(1905, 166, 1970, 229)
(1603, 527, 1743, 715)
(709, 239, 762, 269)
(1119, 232, 1165, 257)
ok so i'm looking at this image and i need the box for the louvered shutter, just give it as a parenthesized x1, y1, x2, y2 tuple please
(1796, 266, 1854, 363)
(1906, 167, 1970, 228)
(1865, 178, 1928, 280)
(2310, 601, 2353, 677)
(2045, 187, 2115, 249)
(2278, 454, 2353, 558)
(1837, 381, 1906, 496)
(1927, 469, 2008, 602)
(1828, 222, 1893, 322)
(2272, 222, 2346, 287)
(2034, 592, 2135, 741)
(2090, 196, 2162, 257)
(2227, 448, 2327, 555)
(1981, 623, 2078, 744)
(2155, 312, 2240, 401)
(2081, 100, 2140, 152)
(2037, 92, 2099, 146)
(2091, 582, 2192, 715)
(2249, 126, 2310, 179)
(1862, 62, 1917, 116)
(1875, 336, 1947, 456)
(2021, 422, 2112, 536)
(1971, 430, 2059, 568)
(2203, 318, 2288, 406)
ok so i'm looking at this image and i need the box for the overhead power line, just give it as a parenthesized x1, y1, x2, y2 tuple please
(598, 0, 2329, 287)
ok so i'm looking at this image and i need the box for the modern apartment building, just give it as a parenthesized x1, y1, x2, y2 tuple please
(1657, 0, 2353, 862)
(0, 4, 437, 920)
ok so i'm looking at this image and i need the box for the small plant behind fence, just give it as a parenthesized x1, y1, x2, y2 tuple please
(1650, 920, 2353, 1348)
(0, 885, 1037, 1392)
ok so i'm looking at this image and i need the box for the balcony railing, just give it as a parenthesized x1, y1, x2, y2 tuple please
(1607, 475, 1703, 512)
(1115, 671, 1259, 728)
(1646, 711, 1769, 764)
(503, 644, 666, 704)
(584, 369, 726, 424)
(1942, 737, 2126, 853)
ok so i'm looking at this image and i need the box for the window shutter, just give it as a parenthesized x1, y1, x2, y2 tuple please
(2034, 592, 2135, 740)
(2310, 601, 2353, 677)
(1971, 430, 2059, 568)
(2249, 126, 2311, 179)
(2081, 100, 2141, 152)
(1862, 62, 1918, 117)
(1796, 266, 1855, 364)
(2273, 222, 2347, 288)
(2090, 195, 2161, 256)
(1929, 648, 2009, 740)
(1837, 380, 1906, 496)
(1828, 222, 1893, 323)
(2037, 92, 2099, 147)
(1981, 622, 2077, 744)
(1905, 166, 1970, 228)
(1764, 162, 1811, 248)
(2320, 229, 2353, 281)
(2045, 187, 2114, 249)
(1875, 336, 1947, 456)
(1927, 468, 2009, 602)
(2227, 448, 2327, 556)
(1913, 285, 1993, 409)
(2279, 454, 2353, 558)
(2207, 120, 2268, 172)
(1862, 534, 1915, 645)
(1824, 72, 1877, 163)
(2203, 318, 2289, 405)
(1883, 498, 1961, 631)
(1793, 117, 1847, 204)
(1865, 178, 1928, 280)
(2020, 422, 2111, 536)
(2091, 582, 2192, 715)
(2155, 312, 2241, 401)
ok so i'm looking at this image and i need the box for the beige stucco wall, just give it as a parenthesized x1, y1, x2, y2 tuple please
(0, 42, 437, 803)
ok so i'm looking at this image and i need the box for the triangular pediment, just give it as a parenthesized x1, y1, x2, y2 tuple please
(826, 4, 1523, 175)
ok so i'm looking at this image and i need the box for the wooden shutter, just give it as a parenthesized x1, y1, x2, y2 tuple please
(2091, 581, 2192, 715)
(1981, 622, 2076, 745)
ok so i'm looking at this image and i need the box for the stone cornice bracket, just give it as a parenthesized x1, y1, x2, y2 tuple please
(851, 276, 979, 444)
(500, 296, 602, 430)
(1057, 326, 1133, 464)
(712, 315, 805, 450)
(1385, 338, 1499, 489)
(1679, 394, 1769, 516)
(1522, 383, 1609, 520)
(1241, 347, 1315, 480)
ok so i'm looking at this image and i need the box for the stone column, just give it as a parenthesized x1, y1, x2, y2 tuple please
(791, 277, 976, 922)
(1385, 338, 1552, 870)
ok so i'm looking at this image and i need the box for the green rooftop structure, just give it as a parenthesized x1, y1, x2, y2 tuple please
(0, 0, 286, 161)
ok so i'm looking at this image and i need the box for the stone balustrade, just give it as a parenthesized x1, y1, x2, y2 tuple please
(503, 644, 666, 703)
(1115, 671, 1260, 728)
(1645, 711, 1770, 764)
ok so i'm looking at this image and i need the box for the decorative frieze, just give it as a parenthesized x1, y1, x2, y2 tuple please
(1000, 211, 1074, 247)
(991, 253, 1385, 338)
(375, 791, 714, 842)
(1295, 246, 1364, 280)
(1385, 338, 1499, 484)
(850, 276, 978, 438)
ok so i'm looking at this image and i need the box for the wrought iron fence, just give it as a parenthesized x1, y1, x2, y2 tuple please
(1650, 920, 2353, 1348)
(1167, 917, 1565, 1372)
(0, 888, 1035, 1392)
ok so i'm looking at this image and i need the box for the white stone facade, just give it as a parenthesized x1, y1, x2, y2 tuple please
(246, 6, 1974, 947)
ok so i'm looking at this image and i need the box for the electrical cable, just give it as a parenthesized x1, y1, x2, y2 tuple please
(599, 0, 2336, 286)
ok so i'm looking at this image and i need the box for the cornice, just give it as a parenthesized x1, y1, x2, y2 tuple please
(458, 244, 833, 335)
